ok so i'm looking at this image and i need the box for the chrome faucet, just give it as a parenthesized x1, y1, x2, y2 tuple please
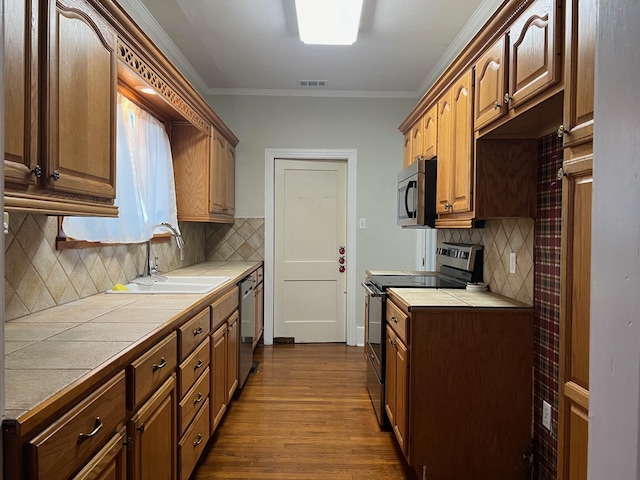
(143, 222, 185, 279)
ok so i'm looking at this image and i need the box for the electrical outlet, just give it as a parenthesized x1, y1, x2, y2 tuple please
(509, 252, 517, 274)
(542, 400, 552, 431)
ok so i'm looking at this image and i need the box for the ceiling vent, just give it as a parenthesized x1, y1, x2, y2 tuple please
(299, 80, 328, 87)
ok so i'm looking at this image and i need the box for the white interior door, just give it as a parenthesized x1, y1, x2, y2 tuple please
(274, 159, 347, 343)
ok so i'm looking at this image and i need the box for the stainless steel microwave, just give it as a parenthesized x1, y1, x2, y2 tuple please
(397, 159, 437, 227)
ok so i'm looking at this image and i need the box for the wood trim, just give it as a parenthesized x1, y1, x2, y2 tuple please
(5, 192, 119, 217)
(564, 381, 589, 410)
(562, 152, 593, 175)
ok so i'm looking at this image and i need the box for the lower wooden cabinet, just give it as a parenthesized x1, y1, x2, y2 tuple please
(384, 326, 408, 456)
(178, 398, 210, 480)
(128, 374, 177, 480)
(72, 427, 127, 480)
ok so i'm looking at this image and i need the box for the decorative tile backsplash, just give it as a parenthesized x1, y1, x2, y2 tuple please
(4, 213, 206, 321)
(438, 218, 535, 306)
(205, 218, 265, 262)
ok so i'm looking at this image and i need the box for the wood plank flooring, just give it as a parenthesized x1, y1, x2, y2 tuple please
(192, 344, 409, 479)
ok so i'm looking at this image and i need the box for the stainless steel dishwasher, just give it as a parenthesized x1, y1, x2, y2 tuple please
(238, 275, 255, 388)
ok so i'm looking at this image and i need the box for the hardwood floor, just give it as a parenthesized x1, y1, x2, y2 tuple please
(192, 343, 408, 479)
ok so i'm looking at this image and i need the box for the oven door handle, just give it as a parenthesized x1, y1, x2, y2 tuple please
(361, 282, 385, 298)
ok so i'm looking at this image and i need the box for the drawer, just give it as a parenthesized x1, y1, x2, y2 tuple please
(178, 336, 210, 398)
(71, 427, 127, 480)
(178, 397, 210, 480)
(178, 308, 211, 361)
(179, 368, 210, 435)
(386, 300, 409, 345)
(211, 287, 238, 330)
(128, 332, 177, 409)
(28, 371, 126, 480)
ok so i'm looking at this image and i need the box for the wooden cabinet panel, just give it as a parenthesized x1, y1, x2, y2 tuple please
(178, 368, 210, 436)
(211, 323, 228, 432)
(211, 287, 239, 330)
(563, 0, 596, 147)
(45, 0, 117, 199)
(178, 307, 211, 361)
(386, 299, 408, 345)
(436, 70, 473, 218)
(402, 132, 412, 168)
(28, 372, 126, 480)
(421, 104, 438, 161)
(474, 35, 507, 130)
(385, 326, 408, 457)
(508, 0, 560, 108)
(226, 142, 236, 216)
(71, 427, 127, 480)
(409, 121, 423, 165)
(128, 374, 177, 480)
(227, 311, 239, 401)
(209, 127, 227, 215)
(178, 398, 210, 480)
(178, 337, 210, 399)
(128, 332, 178, 409)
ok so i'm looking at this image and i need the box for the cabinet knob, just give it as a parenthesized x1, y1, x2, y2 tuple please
(493, 101, 501, 110)
(557, 167, 565, 180)
(444, 203, 453, 211)
(391, 317, 398, 323)
(50, 170, 60, 182)
(193, 392, 203, 405)
(557, 124, 566, 138)
(503, 93, 512, 104)
(390, 339, 397, 347)
(32, 165, 43, 178)
(194, 359, 204, 370)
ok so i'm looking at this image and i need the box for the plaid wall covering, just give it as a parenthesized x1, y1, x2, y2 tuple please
(533, 133, 563, 479)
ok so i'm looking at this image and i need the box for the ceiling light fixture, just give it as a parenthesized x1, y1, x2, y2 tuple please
(295, 0, 364, 45)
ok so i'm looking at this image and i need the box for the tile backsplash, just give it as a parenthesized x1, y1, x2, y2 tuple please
(4, 215, 266, 322)
(438, 218, 535, 305)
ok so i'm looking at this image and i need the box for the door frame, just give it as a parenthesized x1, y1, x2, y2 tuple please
(264, 149, 357, 346)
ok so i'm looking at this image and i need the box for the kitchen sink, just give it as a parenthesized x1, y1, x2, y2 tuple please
(105, 276, 231, 294)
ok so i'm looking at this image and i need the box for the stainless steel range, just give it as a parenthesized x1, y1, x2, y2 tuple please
(361, 242, 483, 428)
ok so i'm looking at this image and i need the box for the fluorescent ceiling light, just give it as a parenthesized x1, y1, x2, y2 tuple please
(295, 0, 364, 45)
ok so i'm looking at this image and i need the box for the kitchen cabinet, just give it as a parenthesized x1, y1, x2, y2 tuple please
(71, 427, 127, 480)
(171, 123, 236, 223)
(128, 375, 177, 480)
(402, 132, 412, 168)
(210, 287, 240, 433)
(402, 104, 438, 168)
(385, 293, 533, 479)
(26, 372, 126, 480)
(557, 2, 596, 478)
(4, 0, 118, 217)
(436, 70, 473, 220)
(474, 0, 562, 131)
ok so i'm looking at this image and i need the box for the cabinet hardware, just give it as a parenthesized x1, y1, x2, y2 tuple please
(77, 417, 103, 443)
(444, 202, 453, 210)
(493, 101, 501, 110)
(137, 424, 145, 433)
(193, 392, 203, 405)
(194, 359, 204, 370)
(557, 124, 566, 138)
(193, 433, 203, 447)
(152, 357, 167, 371)
(503, 92, 512, 104)
(193, 326, 203, 336)
(557, 167, 565, 180)
(391, 317, 398, 323)
(50, 170, 60, 181)
(390, 339, 397, 347)
(32, 165, 43, 178)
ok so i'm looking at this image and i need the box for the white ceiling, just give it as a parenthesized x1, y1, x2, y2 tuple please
(128, 0, 503, 98)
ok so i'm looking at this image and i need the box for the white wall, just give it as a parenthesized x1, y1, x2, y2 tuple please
(590, 0, 640, 477)
(206, 94, 421, 335)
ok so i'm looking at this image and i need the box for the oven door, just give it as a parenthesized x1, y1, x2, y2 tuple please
(362, 281, 387, 428)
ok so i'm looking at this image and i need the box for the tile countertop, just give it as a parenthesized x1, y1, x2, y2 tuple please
(388, 288, 531, 310)
(3, 261, 261, 424)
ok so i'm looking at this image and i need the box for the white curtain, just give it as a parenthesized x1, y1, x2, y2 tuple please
(63, 94, 180, 243)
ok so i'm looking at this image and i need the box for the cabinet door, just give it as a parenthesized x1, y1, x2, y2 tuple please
(474, 35, 507, 130)
(227, 311, 239, 401)
(4, 0, 39, 187)
(402, 132, 412, 168)
(562, 0, 596, 147)
(211, 323, 227, 432)
(44, 0, 117, 200)
(394, 335, 408, 457)
(72, 428, 127, 480)
(226, 143, 236, 215)
(437, 71, 473, 216)
(557, 154, 592, 480)
(508, 0, 560, 108)
(129, 375, 177, 480)
(384, 327, 397, 428)
(410, 121, 423, 165)
(209, 127, 227, 214)
(421, 104, 438, 161)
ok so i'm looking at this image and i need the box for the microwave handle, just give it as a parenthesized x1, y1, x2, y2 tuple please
(405, 180, 417, 218)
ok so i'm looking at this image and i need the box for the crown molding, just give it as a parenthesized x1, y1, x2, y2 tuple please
(417, 0, 504, 96)
(118, 0, 210, 95)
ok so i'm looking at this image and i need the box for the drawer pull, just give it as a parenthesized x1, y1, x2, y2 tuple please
(152, 357, 167, 371)
(193, 433, 203, 447)
(137, 423, 145, 433)
(77, 417, 103, 443)
(194, 359, 204, 370)
(193, 326, 204, 336)
(391, 317, 398, 323)
(193, 392, 204, 405)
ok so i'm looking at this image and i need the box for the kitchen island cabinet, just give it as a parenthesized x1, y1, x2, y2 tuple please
(385, 289, 534, 479)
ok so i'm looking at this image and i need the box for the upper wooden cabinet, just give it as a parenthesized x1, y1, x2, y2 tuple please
(561, 0, 596, 148)
(474, 0, 562, 131)
(402, 132, 412, 168)
(4, 0, 118, 217)
(403, 104, 438, 168)
(436, 70, 473, 220)
(172, 123, 236, 223)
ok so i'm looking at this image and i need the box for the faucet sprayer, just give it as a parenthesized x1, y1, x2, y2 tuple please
(158, 222, 185, 261)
